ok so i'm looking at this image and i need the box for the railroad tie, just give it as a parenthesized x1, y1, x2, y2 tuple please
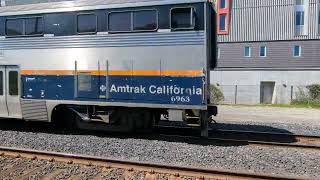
(14, 166, 43, 179)
(0, 161, 29, 179)
(41, 169, 65, 180)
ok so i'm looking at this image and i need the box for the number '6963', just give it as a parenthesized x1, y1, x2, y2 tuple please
(171, 96, 190, 102)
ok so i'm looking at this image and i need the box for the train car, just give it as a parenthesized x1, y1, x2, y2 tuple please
(0, 0, 217, 136)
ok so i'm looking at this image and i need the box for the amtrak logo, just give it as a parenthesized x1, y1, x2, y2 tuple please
(100, 85, 107, 92)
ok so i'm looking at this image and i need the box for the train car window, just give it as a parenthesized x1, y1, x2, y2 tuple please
(108, 12, 131, 32)
(6, 19, 23, 36)
(133, 10, 157, 31)
(0, 72, 3, 96)
(170, 7, 195, 30)
(25, 17, 44, 35)
(77, 14, 97, 34)
(6, 17, 44, 37)
(9, 71, 18, 96)
(78, 73, 92, 92)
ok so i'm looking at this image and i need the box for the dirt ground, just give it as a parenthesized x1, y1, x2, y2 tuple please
(215, 105, 320, 126)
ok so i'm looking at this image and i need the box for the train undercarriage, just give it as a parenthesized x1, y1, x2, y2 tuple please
(51, 105, 217, 137)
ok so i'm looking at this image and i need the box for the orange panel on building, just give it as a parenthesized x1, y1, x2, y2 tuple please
(217, 0, 230, 35)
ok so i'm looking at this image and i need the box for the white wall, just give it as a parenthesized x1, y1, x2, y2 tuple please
(211, 70, 320, 104)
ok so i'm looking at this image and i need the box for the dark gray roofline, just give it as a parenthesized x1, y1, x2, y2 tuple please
(214, 67, 320, 71)
(0, 0, 207, 16)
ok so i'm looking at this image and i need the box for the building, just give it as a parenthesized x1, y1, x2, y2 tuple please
(212, 0, 320, 104)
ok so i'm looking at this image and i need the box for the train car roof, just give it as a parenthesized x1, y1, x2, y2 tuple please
(0, 0, 207, 16)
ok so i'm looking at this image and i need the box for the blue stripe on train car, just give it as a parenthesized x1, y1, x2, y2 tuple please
(21, 75, 205, 106)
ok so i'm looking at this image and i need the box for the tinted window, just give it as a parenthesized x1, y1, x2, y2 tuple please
(45, 13, 75, 36)
(244, 47, 251, 57)
(171, 8, 194, 29)
(9, 71, 18, 96)
(77, 14, 97, 34)
(25, 17, 44, 35)
(219, 14, 226, 31)
(319, 10, 320, 25)
(296, 11, 304, 25)
(133, 10, 157, 31)
(0, 72, 3, 96)
(293, 45, 301, 57)
(6, 19, 23, 36)
(259, 46, 266, 57)
(108, 12, 131, 32)
(220, 0, 226, 8)
(296, 0, 304, 5)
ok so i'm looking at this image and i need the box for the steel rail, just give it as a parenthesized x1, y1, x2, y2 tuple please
(214, 128, 320, 139)
(0, 146, 308, 180)
(212, 129, 320, 150)
(155, 125, 320, 150)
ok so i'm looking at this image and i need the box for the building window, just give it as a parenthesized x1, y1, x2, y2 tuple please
(77, 14, 97, 34)
(296, 0, 304, 5)
(217, 48, 220, 59)
(219, 14, 226, 31)
(295, 0, 308, 36)
(244, 47, 251, 57)
(318, 1, 320, 33)
(296, 11, 305, 26)
(293, 45, 301, 57)
(259, 46, 266, 57)
(6, 17, 44, 37)
(171, 7, 195, 30)
(220, 0, 226, 9)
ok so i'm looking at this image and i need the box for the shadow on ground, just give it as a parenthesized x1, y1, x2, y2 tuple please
(0, 118, 297, 147)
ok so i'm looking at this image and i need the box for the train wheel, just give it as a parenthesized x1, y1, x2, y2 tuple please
(51, 106, 78, 130)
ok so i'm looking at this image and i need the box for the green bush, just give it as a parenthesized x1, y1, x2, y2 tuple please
(209, 84, 224, 104)
(291, 84, 320, 107)
(307, 84, 320, 100)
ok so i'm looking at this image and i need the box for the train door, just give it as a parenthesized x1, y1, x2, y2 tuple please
(0, 68, 7, 117)
(0, 65, 22, 118)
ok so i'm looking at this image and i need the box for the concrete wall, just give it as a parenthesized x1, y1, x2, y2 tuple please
(211, 70, 320, 104)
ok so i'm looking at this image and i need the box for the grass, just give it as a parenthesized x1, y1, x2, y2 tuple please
(222, 103, 320, 109)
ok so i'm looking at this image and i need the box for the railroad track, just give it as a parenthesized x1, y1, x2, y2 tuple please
(212, 129, 320, 150)
(155, 125, 320, 151)
(0, 146, 308, 179)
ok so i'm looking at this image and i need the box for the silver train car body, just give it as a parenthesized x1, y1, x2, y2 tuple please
(0, 0, 216, 136)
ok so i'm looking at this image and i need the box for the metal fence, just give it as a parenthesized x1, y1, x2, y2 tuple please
(216, 85, 309, 105)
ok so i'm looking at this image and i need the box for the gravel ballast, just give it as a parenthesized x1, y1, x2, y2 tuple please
(215, 105, 320, 135)
(1, 104, 320, 178)
(0, 123, 319, 178)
